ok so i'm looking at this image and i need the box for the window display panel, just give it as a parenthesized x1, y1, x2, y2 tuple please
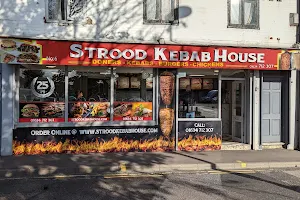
(19, 66, 65, 123)
(178, 69, 219, 118)
(68, 67, 111, 122)
(113, 68, 154, 121)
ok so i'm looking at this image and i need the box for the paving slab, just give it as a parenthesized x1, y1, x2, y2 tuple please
(0, 149, 299, 178)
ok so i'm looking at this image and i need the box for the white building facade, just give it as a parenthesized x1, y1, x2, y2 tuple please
(0, 0, 299, 156)
(0, 0, 298, 47)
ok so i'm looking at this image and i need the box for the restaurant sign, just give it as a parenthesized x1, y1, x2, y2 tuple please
(0, 38, 294, 70)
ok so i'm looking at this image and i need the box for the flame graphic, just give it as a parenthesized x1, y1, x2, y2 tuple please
(13, 135, 221, 155)
(178, 135, 221, 151)
(13, 137, 175, 155)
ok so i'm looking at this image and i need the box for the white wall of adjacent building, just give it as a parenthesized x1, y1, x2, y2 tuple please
(0, 0, 298, 48)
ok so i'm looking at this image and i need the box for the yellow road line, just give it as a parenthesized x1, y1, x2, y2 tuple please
(104, 174, 164, 179)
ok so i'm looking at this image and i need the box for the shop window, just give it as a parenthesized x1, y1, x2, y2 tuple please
(19, 66, 65, 123)
(113, 68, 154, 121)
(178, 70, 219, 119)
(221, 70, 246, 78)
(68, 67, 111, 122)
(143, 0, 179, 24)
(45, 0, 86, 22)
(228, 0, 259, 29)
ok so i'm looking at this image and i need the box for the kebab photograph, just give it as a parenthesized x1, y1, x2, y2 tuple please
(160, 71, 175, 106)
(279, 51, 291, 70)
(2, 53, 16, 63)
(159, 108, 174, 138)
(21, 104, 40, 118)
(17, 53, 40, 63)
(41, 103, 64, 118)
(0, 39, 17, 51)
(17, 43, 40, 54)
(113, 103, 133, 117)
(159, 71, 175, 138)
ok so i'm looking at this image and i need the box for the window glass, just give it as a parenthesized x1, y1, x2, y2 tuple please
(68, 67, 111, 122)
(244, 0, 258, 25)
(229, 0, 259, 28)
(113, 68, 154, 121)
(47, 0, 60, 21)
(19, 66, 65, 123)
(221, 70, 245, 78)
(178, 69, 219, 118)
(230, 0, 241, 24)
(144, 0, 178, 24)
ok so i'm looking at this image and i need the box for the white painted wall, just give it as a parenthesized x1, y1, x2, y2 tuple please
(0, 0, 297, 48)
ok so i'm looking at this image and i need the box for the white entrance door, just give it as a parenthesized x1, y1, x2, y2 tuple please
(232, 81, 244, 142)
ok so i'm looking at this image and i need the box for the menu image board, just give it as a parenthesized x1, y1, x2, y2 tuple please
(68, 102, 110, 122)
(203, 79, 213, 90)
(179, 78, 190, 90)
(130, 77, 140, 89)
(117, 76, 129, 89)
(19, 102, 65, 123)
(113, 102, 152, 121)
(191, 78, 202, 90)
(146, 77, 153, 89)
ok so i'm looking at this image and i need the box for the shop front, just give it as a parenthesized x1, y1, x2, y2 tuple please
(0, 38, 294, 155)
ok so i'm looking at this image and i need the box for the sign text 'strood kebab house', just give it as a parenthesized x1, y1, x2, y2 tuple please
(0, 38, 293, 70)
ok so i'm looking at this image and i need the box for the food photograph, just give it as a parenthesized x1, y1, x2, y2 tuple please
(2, 53, 16, 63)
(0, 39, 41, 64)
(41, 103, 64, 118)
(21, 104, 40, 118)
(17, 53, 39, 63)
(113, 102, 152, 120)
(0, 39, 17, 51)
(158, 70, 176, 143)
(69, 102, 109, 119)
(159, 71, 175, 106)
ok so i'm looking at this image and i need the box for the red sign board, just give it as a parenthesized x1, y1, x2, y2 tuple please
(0, 38, 294, 70)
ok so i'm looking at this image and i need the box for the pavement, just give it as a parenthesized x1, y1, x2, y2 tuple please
(0, 149, 300, 178)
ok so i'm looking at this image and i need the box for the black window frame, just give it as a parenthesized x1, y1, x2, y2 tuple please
(143, 0, 179, 25)
(227, 0, 260, 29)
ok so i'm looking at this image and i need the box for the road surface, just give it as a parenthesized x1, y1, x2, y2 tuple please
(0, 168, 300, 200)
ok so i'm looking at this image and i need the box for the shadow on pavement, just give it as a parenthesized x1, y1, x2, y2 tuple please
(0, 152, 170, 178)
(173, 151, 300, 194)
